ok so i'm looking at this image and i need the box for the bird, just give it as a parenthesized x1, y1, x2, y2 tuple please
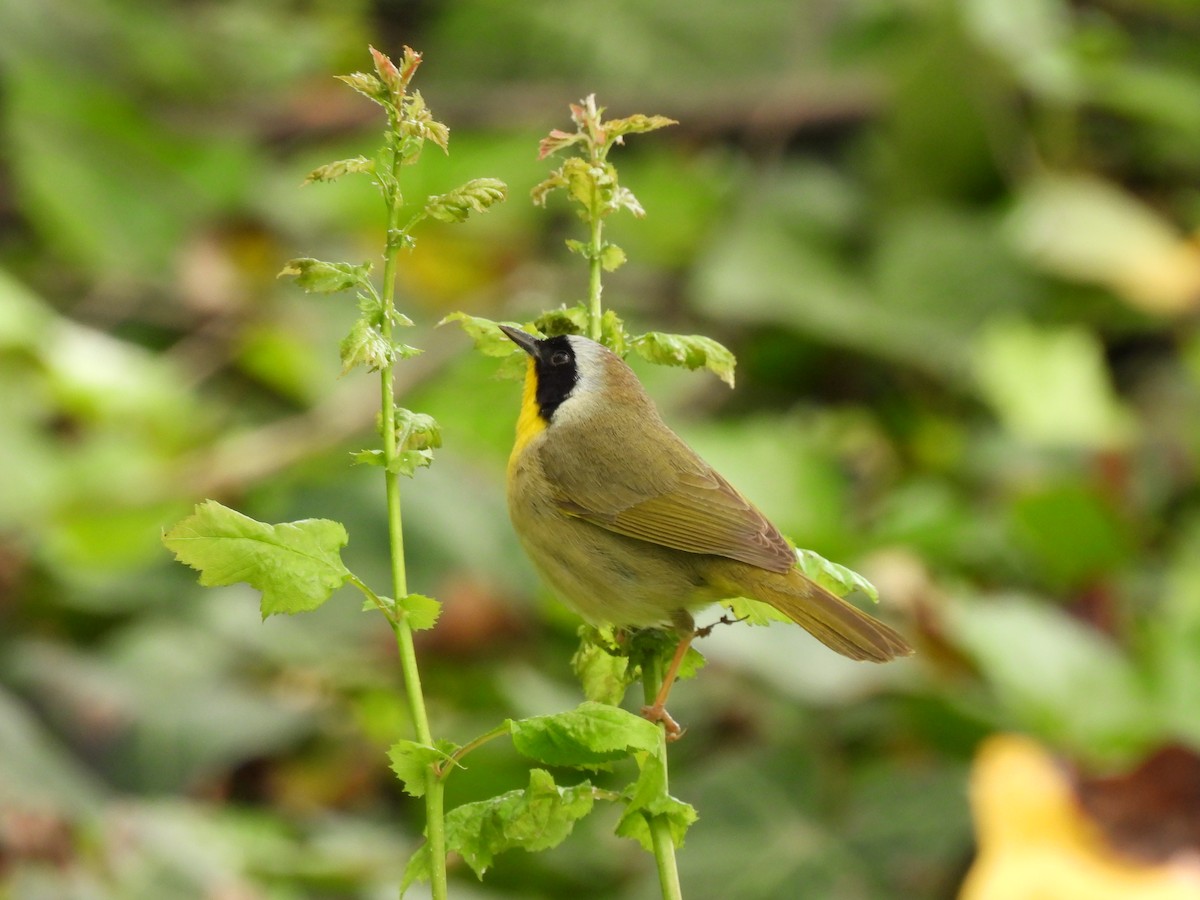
(499, 326, 912, 734)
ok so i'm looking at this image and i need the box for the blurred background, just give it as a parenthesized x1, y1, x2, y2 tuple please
(3, 0, 1200, 897)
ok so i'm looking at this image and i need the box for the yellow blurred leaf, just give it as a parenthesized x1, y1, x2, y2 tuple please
(961, 735, 1200, 900)
(1007, 174, 1200, 315)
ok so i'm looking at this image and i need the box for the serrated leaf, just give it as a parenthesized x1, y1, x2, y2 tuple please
(369, 45, 403, 97)
(604, 113, 678, 141)
(507, 701, 661, 769)
(599, 243, 626, 271)
(339, 318, 392, 374)
(400, 593, 441, 631)
(279, 258, 372, 294)
(628, 628, 705, 683)
(561, 157, 612, 213)
(538, 128, 584, 160)
(440, 312, 527, 357)
(599, 309, 629, 356)
(611, 185, 645, 218)
(350, 449, 386, 468)
(400, 846, 429, 898)
(397, 46, 422, 89)
(571, 628, 634, 706)
(387, 739, 447, 797)
(335, 71, 388, 106)
(425, 120, 450, 153)
(400, 91, 450, 154)
(392, 449, 434, 477)
(794, 548, 879, 602)
(615, 752, 697, 851)
(533, 306, 587, 337)
(395, 408, 441, 452)
(163, 500, 350, 617)
(442, 769, 595, 879)
(632, 332, 737, 387)
(303, 156, 374, 185)
(531, 169, 567, 207)
(424, 178, 508, 223)
(349, 447, 435, 477)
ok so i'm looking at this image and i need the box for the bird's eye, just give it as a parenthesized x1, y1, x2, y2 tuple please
(550, 352, 570, 366)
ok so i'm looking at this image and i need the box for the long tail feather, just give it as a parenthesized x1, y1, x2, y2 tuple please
(715, 565, 913, 662)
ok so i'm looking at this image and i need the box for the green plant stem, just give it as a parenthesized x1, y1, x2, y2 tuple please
(379, 124, 448, 900)
(586, 213, 604, 341)
(641, 653, 684, 900)
(436, 722, 510, 778)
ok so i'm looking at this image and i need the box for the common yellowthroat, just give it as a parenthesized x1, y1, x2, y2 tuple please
(500, 326, 912, 729)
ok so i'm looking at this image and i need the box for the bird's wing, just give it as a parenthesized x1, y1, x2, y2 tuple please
(541, 422, 796, 573)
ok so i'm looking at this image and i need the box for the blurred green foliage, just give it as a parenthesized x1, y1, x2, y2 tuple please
(3, 0, 1200, 897)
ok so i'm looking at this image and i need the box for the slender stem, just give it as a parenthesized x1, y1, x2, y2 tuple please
(378, 113, 447, 900)
(586, 213, 604, 341)
(641, 653, 684, 900)
(435, 722, 510, 779)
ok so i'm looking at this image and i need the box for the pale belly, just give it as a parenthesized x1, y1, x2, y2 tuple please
(508, 460, 718, 628)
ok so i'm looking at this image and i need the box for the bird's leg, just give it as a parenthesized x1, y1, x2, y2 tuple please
(639, 613, 747, 740)
(640, 631, 694, 741)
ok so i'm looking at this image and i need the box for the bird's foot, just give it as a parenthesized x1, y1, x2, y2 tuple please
(640, 703, 685, 741)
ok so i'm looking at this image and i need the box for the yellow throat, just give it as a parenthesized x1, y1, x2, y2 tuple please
(510, 357, 548, 468)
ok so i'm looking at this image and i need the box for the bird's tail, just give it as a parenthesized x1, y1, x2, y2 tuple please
(712, 563, 913, 662)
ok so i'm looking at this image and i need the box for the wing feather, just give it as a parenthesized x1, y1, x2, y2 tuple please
(543, 418, 795, 573)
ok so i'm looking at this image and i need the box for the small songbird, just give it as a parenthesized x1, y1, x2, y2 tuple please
(500, 326, 912, 732)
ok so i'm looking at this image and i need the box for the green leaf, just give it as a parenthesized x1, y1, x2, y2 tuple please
(338, 319, 392, 375)
(571, 627, 634, 706)
(400, 846, 430, 898)
(387, 739, 449, 797)
(440, 769, 595, 880)
(391, 449, 434, 477)
(279, 258, 372, 294)
(349, 448, 386, 468)
(400, 90, 450, 156)
(794, 548, 880, 602)
(604, 113, 678, 141)
(615, 752, 698, 852)
(599, 243, 626, 271)
(423, 178, 508, 223)
(335, 71, 388, 106)
(530, 168, 568, 207)
(303, 156, 374, 184)
(440, 312, 525, 357)
(533, 305, 587, 337)
(632, 332, 737, 387)
(396, 407, 441, 452)
(599, 309, 629, 356)
(628, 628, 706, 683)
(720, 595, 792, 626)
(361, 592, 396, 615)
(400, 593, 441, 631)
(163, 500, 350, 617)
(508, 701, 662, 769)
(562, 157, 613, 213)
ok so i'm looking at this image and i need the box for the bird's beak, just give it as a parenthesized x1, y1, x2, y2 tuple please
(499, 325, 541, 358)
